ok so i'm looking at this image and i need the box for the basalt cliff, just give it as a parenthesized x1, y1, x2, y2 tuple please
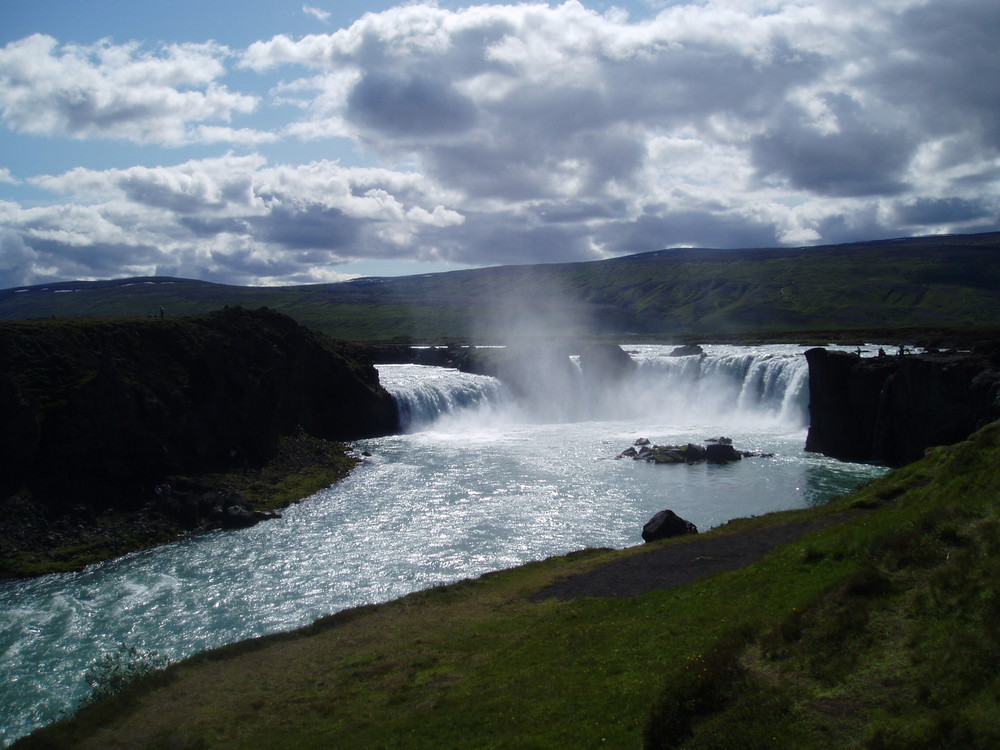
(805, 345, 1000, 465)
(0, 308, 398, 572)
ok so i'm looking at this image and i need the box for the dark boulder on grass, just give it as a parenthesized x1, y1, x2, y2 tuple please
(642, 510, 699, 542)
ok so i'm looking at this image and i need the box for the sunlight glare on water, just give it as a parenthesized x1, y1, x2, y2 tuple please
(0, 344, 889, 746)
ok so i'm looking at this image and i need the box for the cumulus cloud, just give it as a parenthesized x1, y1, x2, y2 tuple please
(0, 154, 465, 287)
(303, 5, 332, 24)
(347, 71, 478, 138)
(751, 94, 916, 197)
(0, 34, 268, 145)
(3, 0, 1000, 286)
(241, 1, 1000, 254)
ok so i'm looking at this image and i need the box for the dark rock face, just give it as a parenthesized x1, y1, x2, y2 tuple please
(577, 343, 636, 382)
(413, 345, 463, 367)
(805, 347, 1000, 465)
(669, 344, 704, 357)
(705, 443, 742, 464)
(0, 307, 399, 508)
(642, 509, 699, 542)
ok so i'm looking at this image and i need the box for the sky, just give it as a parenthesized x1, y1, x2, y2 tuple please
(1, 0, 999, 288)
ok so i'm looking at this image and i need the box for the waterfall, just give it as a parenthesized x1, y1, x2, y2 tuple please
(377, 365, 508, 431)
(623, 346, 810, 428)
(378, 345, 811, 431)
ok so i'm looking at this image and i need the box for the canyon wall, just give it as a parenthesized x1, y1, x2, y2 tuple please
(0, 307, 398, 509)
(805, 347, 1000, 465)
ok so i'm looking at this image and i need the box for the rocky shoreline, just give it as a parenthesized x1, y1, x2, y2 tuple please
(0, 308, 398, 579)
(0, 432, 363, 578)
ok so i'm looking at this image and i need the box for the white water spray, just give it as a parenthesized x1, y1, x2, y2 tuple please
(379, 344, 811, 432)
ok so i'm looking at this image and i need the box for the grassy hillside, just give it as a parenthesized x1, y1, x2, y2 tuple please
(20, 421, 1000, 748)
(3, 232, 1000, 342)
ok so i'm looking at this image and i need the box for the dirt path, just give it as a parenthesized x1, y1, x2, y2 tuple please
(533, 512, 862, 601)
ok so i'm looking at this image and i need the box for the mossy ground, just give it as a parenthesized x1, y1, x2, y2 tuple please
(192, 432, 360, 513)
(0, 433, 359, 579)
(16, 422, 1000, 749)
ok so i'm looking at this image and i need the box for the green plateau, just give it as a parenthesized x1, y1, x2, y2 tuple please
(4, 231, 1000, 342)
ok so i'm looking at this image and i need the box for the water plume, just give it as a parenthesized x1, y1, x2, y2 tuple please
(468, 265, 597, 345)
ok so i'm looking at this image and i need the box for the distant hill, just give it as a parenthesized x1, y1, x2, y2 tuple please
(3, 232, 1000, 342)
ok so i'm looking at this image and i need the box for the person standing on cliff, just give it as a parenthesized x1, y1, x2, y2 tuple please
(159, 306, 164, 319)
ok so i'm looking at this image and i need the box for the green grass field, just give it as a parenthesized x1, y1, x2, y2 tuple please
(18, 422, 1000, 749)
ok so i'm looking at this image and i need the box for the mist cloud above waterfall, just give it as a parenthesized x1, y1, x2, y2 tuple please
(2, 0, 1000, 287)
(469, 270, 599, 344)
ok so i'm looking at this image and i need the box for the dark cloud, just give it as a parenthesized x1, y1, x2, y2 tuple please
(252, 204, 362, 250)
(428, 141, 556, 201)
(751, 95, 915, 196)
(894, 197, 993, 227)
(0, 231, 39, 288)
(208, 246, 311, 280)
(872, 0, 1000, 145)
(52, 89, 154, 135)
(422, 210, 598, 266)
(423, 125, 646, 206)
(491, 85, 611, 139)
(120, 176, 224, 213)
(346, 71, 477, 137)
(178, 215, 247, 237)
(605, 36, 825, 126)
(422, 204, 780, 269)
(14, 236, 168, 280)
(537, 200, 626, 224)
(813, 207, 895, 247)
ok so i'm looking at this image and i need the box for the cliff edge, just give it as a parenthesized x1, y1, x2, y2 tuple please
(805, 345, 1000, 465)
(0, 307, 399, 574)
